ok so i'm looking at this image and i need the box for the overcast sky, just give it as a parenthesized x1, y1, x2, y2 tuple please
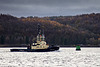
(0, 0, 100, 17)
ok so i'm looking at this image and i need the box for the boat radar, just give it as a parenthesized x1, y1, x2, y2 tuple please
(10, 24, 59, 52)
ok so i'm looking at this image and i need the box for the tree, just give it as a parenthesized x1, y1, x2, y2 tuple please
(0, 35, 5, 44)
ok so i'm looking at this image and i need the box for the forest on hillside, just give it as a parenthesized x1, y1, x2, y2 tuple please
(0, 13, 100, 46)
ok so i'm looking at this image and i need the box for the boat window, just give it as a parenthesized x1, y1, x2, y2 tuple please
(32, 45, 37, 46)
(37, 44, 40, 45)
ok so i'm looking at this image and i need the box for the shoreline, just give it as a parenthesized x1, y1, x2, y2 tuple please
(0, 46, 100, 48)
(0, 44, 100, 47)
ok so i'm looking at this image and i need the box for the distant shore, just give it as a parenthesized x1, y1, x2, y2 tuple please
(0, 44, 100, 47)
(60, 45, 100, 47)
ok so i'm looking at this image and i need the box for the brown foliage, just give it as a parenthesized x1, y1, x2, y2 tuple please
(0, 13, 100, 46)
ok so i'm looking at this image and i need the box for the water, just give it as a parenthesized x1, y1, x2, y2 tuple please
(0, 47, 100, 67)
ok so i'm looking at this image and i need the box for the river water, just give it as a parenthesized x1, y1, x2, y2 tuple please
(0, 47, 100, 67)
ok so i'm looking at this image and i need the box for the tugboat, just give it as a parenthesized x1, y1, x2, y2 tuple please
(10, 24, 59, 52)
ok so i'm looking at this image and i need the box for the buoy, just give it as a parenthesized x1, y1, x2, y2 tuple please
(76, 45, 81, 51)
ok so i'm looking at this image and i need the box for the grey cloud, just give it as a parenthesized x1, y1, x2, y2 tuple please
(0, 0, 100, 17)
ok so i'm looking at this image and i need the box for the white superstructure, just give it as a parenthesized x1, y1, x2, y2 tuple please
(31, 24, 49, 49)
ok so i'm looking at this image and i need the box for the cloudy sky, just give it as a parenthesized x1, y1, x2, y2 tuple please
(0, 0, 100, 17)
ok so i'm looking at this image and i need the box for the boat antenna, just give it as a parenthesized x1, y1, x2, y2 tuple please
(37, 23, 41, 35)
(42, 26, 44, 35)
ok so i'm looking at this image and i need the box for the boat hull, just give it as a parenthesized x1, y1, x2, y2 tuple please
(10, 46, 59, 52)
(76, 49, 81, 51)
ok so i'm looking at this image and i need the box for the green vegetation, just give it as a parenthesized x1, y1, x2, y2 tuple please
(0, 13, 100, 46)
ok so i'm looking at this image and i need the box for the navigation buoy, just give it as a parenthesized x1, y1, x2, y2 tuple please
(76, 45, 81, 51)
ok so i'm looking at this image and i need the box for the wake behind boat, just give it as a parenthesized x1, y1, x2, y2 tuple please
(10, 24, 59, 52)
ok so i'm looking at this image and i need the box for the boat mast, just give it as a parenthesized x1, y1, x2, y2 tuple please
(37, 23, 41, 35)
(37, 24, 45, 42)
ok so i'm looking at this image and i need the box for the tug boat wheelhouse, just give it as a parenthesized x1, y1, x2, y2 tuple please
(10, 24, 59, 52)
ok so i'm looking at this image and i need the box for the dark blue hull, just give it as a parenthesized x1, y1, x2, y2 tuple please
(10, 46, 59, 52)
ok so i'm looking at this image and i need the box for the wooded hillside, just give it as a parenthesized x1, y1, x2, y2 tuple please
(0, 13, 100, 46)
